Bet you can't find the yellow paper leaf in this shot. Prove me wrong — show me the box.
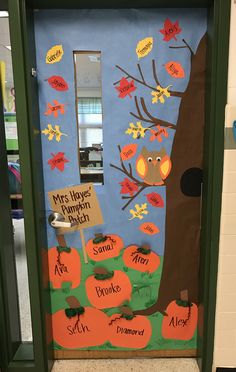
[125,121,146,139]
[42,124,67,142]
[136,37,153,59]
[46,45,64,64]
[151,85,172,104]
[129,203,149,220]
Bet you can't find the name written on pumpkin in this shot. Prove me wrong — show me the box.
[116,326,145,336]
[95,282,121,298]
[93,242,114,256]
[67,322,90,335]
[131,252,149,266]
[168,316,189,328]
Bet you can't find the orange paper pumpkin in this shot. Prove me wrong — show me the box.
[162,300,198,340]
[52,297,109,348]
[123,245,160,273]
[48,246,81,289]
[108,311,152,349]
[85,268,132,309]
[86,234,124,262]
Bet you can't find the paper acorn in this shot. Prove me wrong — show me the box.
[52,296,109,348]
[47,246,81,289]
[86,233,124,262]
[123,244,160,273]
[85,267,132,309]
[162,299,198,340]
[108,306,152,348]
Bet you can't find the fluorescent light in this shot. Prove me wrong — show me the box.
[5,45,11,51]
[0,11,8,17]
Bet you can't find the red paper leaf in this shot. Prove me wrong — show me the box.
[146,192,164,207]
[160,18,182,42]
[120,178,139,196]
[165,61,185,78]
[44,100,65,118]
[48,152,69,172]
[47,76,69,91]
[120,144,138,160]
[115,77,137,98]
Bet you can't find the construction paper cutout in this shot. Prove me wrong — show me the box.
[47,75,69,91]
[139,222,160,235]
[136,147,171,185]
[123,245,160,273]
[136,37,153,59]
[151,85,172,104]
[115,78,137,98]
[86,234,124,262]
[165,61,185,78]
[52,306,109,348]
[85,268,132,309]
[42,124,67,142]
[48,246,81,289]
[108,313,152,348]
[146,192,164,208]
[46,44,64,64]
[149,125,169,142]
[44,100,65,117]
[125,121,146,139]
[159,19,182,42]
[162,300,198,340]
[129,203,148,220]
[48,152,69,172]
[180,168,202,197]
[48,183,103,232]
[120,178,139,197]
[120,144,138,161]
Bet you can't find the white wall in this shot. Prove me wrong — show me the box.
[213,0,236,369]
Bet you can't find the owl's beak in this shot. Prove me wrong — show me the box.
[152,160,157,166]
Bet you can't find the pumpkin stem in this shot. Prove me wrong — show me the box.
[94,267,114,280]
[65,296,85,319]
[120,305,135,320]
[57,245,71,254]
[93,233,108,244]
[137,244,151,255]
[66,296,81,309]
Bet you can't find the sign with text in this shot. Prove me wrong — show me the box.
[48,183,103,233]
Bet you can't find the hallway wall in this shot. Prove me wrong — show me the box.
[213,0,236,368]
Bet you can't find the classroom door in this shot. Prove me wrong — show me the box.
[34,8,206,357]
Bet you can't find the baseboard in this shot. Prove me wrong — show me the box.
[54,349,197,359]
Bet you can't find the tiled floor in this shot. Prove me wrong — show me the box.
[52,358,199,372]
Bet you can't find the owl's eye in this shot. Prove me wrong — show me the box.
[156,156,161,162]
[148,157,153,162]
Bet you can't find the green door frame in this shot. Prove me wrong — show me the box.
[1,0,230,371]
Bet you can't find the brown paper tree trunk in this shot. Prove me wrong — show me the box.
[134,34,207,316]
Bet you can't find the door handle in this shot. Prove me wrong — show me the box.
[48,212,78,229]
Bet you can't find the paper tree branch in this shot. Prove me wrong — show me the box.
[114,60,183,98]
[130,96,176,130]
[169,38,194,56]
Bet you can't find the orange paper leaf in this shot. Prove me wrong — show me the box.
[139,222,160,235]
[120,144,138,160]
[165,61,185,78]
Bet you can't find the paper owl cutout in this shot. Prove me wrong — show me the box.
[136,147,172,185]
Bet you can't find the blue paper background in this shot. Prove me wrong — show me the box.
[34,9,206,256]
